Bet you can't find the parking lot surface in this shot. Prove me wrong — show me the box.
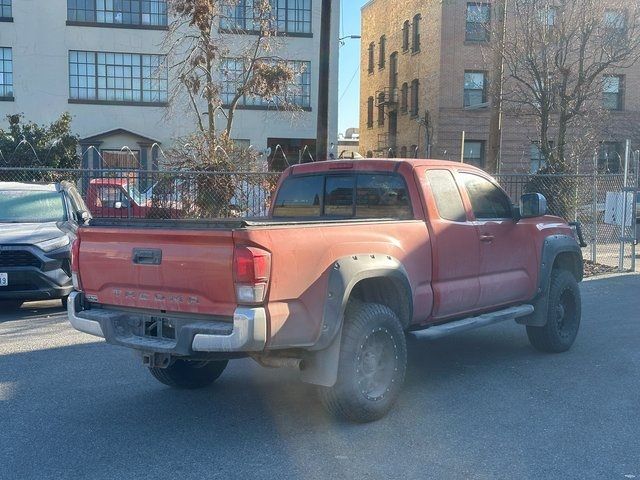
[1,274,639,480]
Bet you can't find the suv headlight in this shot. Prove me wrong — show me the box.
[36,236,71,252]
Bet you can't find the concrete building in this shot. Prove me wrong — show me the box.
[359,0,640,174]
[0,0,339,170]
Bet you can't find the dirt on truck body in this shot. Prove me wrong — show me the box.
[68,159,584,422]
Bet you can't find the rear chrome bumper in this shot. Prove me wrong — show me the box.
[67,291,267,353]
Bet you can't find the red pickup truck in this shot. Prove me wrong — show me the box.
[68,160,584,422]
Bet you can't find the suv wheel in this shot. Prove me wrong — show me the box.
[527,269,581,353]
[319,302,407,423]
[149,359,228,389]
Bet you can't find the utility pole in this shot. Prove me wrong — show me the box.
[487,0,507,174]
[315,0,332,161]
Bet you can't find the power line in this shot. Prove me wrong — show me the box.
[339,64,360,103]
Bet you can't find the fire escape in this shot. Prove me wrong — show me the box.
[375,86,398,156]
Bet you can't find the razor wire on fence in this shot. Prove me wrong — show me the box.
[0,167,637,271]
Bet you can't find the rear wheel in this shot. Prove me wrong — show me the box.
[527,269,581,353]
[0,300,23,311]
[149,359,228,389]
[319,302,407,423]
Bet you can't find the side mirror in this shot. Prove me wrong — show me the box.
[520,193,548,218]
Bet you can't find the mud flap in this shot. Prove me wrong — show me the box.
[300,325,342,387]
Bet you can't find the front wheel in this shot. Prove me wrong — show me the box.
[319,302,407,423]
[149,359,228,389]
[527,269,581,353]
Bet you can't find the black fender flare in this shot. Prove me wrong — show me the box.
[300,254,412,387]
[517,234,583,327]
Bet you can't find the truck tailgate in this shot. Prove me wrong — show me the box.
[78,227,237,316]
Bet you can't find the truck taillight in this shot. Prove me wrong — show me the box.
[71,237,82,291]
[233,246,271,304]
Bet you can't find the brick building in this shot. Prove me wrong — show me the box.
[359,0,640,174]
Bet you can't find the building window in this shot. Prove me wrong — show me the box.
[604,9,626,32]
[377,92,385,126]
[402,20,410,52]
[389,52,398,90]
[69,51,168,104]
[367,96,374,128]
[0,47,12,99]
[598,142,623,173]
[68,0,168,27]
[0,0,11,19]
[530,142,553,173]
[220,0,312,35]
[463,140,485,168]
[378,35,386,69]
[464,71,487,107]
[400,146,407,158]
[412,14,421,52]
[221,58,311,109]
[538,6,557,26]
[466,3,491,42]
[410,79,420,117]
[368,42,375,74]
[603,75,624,110]
[400,82,408,114]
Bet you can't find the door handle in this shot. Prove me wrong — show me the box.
[132,248,163,265]
[480,234,495,243]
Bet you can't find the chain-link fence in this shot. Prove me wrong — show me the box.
[496,173,639,272]
[0,167,281,219]
[1,167,637,271]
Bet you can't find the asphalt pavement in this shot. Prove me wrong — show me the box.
[1,274,639,480]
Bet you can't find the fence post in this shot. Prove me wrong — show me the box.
[591,152,598,264]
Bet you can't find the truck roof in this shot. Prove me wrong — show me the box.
[286,158,485,176]
[0,182,59,192]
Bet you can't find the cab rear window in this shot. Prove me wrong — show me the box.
[272,173,412,219]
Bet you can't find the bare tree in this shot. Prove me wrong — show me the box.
[162,0,305,217]
[490,0,640,173]
[167,0,300,160]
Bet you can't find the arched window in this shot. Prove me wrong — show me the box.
[400,146,408,158]
[378,35,386,69]
[367,96,374,128]
[377,92,385,126]
[410,79,420,116]
[412,14,421,52]
[368,42,375,73]
[400,82,409,113]
[402,20,410,52]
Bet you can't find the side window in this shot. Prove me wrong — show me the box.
[356,174,412,219]
[460,173,513,219]
[325,176,354,216]
[425,170,467,222]
[272,176,323,217]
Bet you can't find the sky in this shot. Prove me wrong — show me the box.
[337,0,368,135]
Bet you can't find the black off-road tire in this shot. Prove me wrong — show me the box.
[149,359,228,389]
[319,302,407,423]
[527,269,581,353]
[0,300,23,311]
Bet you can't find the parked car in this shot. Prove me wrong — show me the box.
[85,178,152,218]
[68,159,584,422]
[0,181,90,309]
